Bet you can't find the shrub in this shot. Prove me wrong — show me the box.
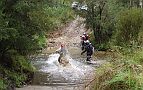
[0,79,7,90]
[114,8,143,47]
[94,49,143,90]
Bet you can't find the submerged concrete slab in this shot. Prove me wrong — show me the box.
[16,85,87,90]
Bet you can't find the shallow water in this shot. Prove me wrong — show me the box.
[31,52,95,86]
[17,17,98,90]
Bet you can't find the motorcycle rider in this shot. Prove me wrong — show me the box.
[80,32,89,50]
[83,32,89,41]
[81,40,93,61]
[56,44,66,63]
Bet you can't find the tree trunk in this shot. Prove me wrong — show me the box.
[63,0,65,4]
[130,0,132,7]
[140,0,143,8]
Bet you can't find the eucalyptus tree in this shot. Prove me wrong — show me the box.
[0,0,74,89]
[84,0,115,50]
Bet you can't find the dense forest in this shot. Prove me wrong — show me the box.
[0,0,73,89]
[1,0,143,90]
[77,0,143,90]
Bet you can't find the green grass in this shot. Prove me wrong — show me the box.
[93,48,143,90]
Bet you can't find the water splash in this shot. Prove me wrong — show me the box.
[32,52,94,85]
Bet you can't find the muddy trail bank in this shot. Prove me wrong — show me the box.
[43,16,86,56]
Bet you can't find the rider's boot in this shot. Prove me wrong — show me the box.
[86,56,91,61]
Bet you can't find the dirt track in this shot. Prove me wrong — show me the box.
[42,16,86,54]
[16,16,95,90]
